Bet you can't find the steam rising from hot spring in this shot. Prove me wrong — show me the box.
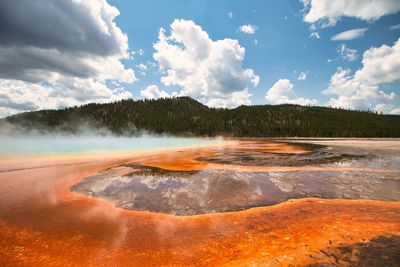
[0,123,221,156]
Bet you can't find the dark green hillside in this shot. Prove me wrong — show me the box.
[3,97,400,137]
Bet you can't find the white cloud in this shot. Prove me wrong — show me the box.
[375,103,397,114]
[0,78,132,117]
[244,69,260,87]
[324,68,396,111]
[238,24,258,35]
[390,108,400,114]
[331,28,368,41]
[310,32,320,39]
[389,23,400,31]
[0,0,135,117]
[298,72,307,80]
[228,12,233,19]
[302,0,400,26]
[323,39,400,113]
[206,90,252,107]
[266,79,317,106]
[338,44,358,61]
[356,39,400,84]
[153,19,259,108]
[137,63,147,76]
[130,49,145,59]
[140,85,172,99]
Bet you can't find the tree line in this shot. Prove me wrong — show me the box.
[3,97,400,137]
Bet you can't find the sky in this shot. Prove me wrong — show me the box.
[0,0,400,117]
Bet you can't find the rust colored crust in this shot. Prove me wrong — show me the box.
[0,141,399,266]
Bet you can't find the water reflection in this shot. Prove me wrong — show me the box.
[72,142,400,215]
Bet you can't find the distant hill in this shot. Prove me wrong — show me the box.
[2,97,400,137]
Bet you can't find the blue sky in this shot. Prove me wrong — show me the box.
[0,0,399,116]
[109,0,400,110]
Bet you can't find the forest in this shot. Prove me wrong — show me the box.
[3,97,400,137]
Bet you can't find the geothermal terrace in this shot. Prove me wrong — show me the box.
[0,139,399,266]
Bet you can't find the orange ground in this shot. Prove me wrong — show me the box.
[0,141,399,266]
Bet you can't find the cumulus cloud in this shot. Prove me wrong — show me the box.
[302,0,400,26]
[331,28,368,41]
[0,0,135,117]
[324,39,400,113]
[266,79,317,106]
[140,85,174,99]
[153,19,259,108]
[0,78,132,118]
[338,44,358,61]
[238,24,258,35]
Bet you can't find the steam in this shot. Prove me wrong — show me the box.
[0,118,135,137]
[0,120,220,156]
